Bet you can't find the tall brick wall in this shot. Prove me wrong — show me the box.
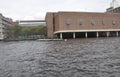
[45,13,54,38]
[56,12,120,31]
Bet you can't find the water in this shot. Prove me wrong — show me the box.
[0,38,120,77]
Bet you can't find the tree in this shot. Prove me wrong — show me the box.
[35,26,47,34]
[21,25,47,35]
[10,25,23,39]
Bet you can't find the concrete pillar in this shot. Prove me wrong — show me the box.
[116,31,119,37]
[96,32,99,38]
[85,32,88,38]
[73,32,76,39]
[106,32,110,37]
[60,33,63,39]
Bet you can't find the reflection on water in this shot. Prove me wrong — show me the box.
[0,38,120,77]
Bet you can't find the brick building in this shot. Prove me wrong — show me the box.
[46,0,120,39]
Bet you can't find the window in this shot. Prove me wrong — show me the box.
[102,19,106,25]
[78,19,83,25]
[91,19,96,25]
[66,19,71,25]
[112,20,116,25]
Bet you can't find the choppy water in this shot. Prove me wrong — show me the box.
[0,38,120,77]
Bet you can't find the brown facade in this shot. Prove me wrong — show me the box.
[46,11,120,39]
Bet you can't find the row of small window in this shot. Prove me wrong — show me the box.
[0,32,5,34]
[0,27,7,30]
[66,19,116,26]
[0,26,6,29]
[0,32,7,34]
[2,23,10,26]
[2,19,11,24]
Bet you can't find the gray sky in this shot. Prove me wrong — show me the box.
[0,0,119,20]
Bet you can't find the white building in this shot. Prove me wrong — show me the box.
[0,13,13,40]
[110,0,119,8]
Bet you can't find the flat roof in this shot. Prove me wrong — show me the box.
[57,11,120,15]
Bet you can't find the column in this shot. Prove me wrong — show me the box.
[0,31,2,39]
[106,32,110,37]
[116,31,119,37]
[60,33,63,39]
[73,32,75,39]
[85,32,88,38]
[96,32,99,38]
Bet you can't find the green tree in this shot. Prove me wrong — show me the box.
[35,26,47,34]
[11,25,23,38]
[21,25,47,35]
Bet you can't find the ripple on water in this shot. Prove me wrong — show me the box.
[0,38,120,77]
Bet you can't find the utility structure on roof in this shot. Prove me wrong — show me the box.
[107,0,120,13]
[110,0,119,8]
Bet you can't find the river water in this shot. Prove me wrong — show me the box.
[0,37,120,77]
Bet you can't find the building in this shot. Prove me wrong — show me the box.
[106,6,120,13]
[46,0,120,39]
[0,13,13,40]
[106,0,120,13]
[18,20,47,39]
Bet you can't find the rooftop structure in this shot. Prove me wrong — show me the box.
[18,20,46,26]
[106,0,120,13]
[110,0,119,8]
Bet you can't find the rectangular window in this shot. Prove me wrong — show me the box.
[66,19,71,25]
[91,19,96,25]
[112,20,116,25]
[102,19,106,25]
[78,19,83,25]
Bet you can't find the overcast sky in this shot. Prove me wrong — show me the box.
[0,0,119,20]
